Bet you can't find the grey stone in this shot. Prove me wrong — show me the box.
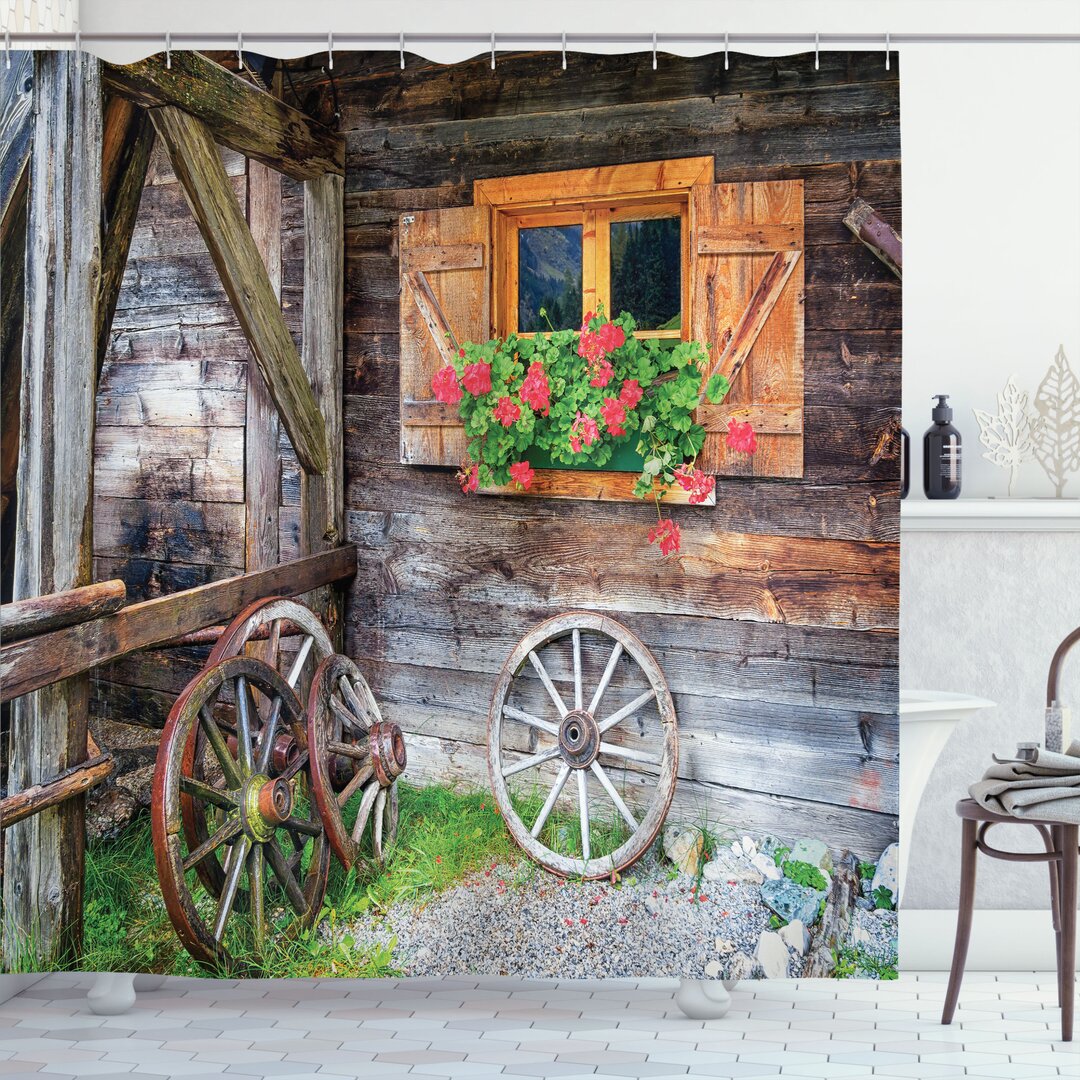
[787,838,833,872]
[760,878,826,926]
[725,950,757,981]
[702,849,763,886]
[663,827,704,875]
[750,851,782,881]
[759,833,787,859]
[755,930,790,979]
[870,842,899,907]
[779,919,809,955]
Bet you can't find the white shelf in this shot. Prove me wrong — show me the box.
[901,498,1080,532]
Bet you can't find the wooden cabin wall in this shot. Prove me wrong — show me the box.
[284,50,902,858]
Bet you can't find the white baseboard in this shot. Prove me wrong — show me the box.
[0,974,46,1005]
[901,908,1073,971]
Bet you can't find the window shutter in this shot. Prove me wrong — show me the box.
[399,206,491,466]
[690,180,804,477]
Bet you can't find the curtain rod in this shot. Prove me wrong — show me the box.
[4,31,1080,48]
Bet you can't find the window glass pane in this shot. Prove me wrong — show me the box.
[610,216,681,331]
[518,224,583,332]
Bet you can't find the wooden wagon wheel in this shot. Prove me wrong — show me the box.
[488,611,678,880]
[152,655,330,974]
[181,598,335,898]
[307,653,405,871]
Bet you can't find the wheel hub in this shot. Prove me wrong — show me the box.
[241,774,293,842]
[369,721,407,787]
[558,709,600,769]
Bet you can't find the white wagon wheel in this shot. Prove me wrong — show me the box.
[181,598,336,898]
[488,611,678,880]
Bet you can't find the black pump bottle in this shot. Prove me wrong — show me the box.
[923,394,962,500]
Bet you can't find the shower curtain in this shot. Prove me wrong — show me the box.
[0,45,901,981]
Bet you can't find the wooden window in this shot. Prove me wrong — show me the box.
[398,158,804,494]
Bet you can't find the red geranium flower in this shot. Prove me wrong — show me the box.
[569,412,600,454]
[493,396,521,427]
[597,322,625,353]
[599,397,627,437]
[519,361,551,415]
[509,460,535,491]
[457,462,479,494]
[431,364,462,404]
[461,362,492,396]
[619,379,643,410]
[673,464,716,505]
[588,357,614,388]
[726,418,757,455]
[648,518,682,556]
[458,347,466,358]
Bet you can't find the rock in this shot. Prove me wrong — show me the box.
[852,926,873,946]
[856,897,874,912]
[761,878,826,926]
[704,959,722,978]
[755,930,790,979]
[731,840,743,857]
[741,835,757,856]
[788,838,833,873]
[644,895,661,917]
[663,827,704,876]
[750,851,782,881]
[870,843,899,908]
[759,834,786,860]
[779,919,809,956]
[703,849,764,886]
[715,937,735,955]
[86,786,139,841]
[726,950,756,981]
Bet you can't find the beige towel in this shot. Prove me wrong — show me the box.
[968,739,1080,823]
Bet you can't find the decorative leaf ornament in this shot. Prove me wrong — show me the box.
[973,378,1042,496]
[1032,346,1080,497]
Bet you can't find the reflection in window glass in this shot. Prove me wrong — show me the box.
[518,225,583,333]
[610,217,681,331]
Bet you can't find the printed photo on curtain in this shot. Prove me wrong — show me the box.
[0,44,901,981]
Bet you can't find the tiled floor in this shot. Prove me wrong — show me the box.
[0,972,1075,1079]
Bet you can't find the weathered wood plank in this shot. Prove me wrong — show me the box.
[0,753,115,829]
[104,52,344,180]
[0,50,33,225]
[4,52,103,967]
[151,106,329,475]
[844,196,902,279]
[93,555,242,604]
[0,546,358,703]
[1,580,126,643]
[93,496,245,566]
[96,97,155,372]
[95,360,246,427]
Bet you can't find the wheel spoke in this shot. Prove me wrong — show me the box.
[351,781,380,844]
[199,705,241,788]
[528,650,569,718]
[268,619,282,671]
[502,745,561,778]
[336,763,374,807]
[279,748,309,783]
[327,740,370,761]
[598,741,662,767]
[588,642,624,715]
[182,815,241,873]
[213,834,250,943]
[531,763,571,839]
[285,634,315,689]
[254,695,284,777]
[283,815,322,837]
[577,769,591,862]
[373,788,386,856]
[265,839,307,914]
[339,678,370,729]
[330,695,366,733]
[248,844,265,955]
[180,775,237,810]
[503,704,560,737]
[234,676,255,774]
[572,629,583,711]
[590,761,639,831]
[597,689,656,736]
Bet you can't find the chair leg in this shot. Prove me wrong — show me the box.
[943,818,978,1026]
[1048,825,1063,1007]
[1059,825,1077,1043]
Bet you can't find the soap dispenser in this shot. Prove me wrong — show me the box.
[923,394,962,500]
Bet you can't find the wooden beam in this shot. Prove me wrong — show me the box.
[843,197,902,279]
[4,51,103,967]
[1,579,127,642]
[299,173,346,645]
[0,546,357,704]
[404,268,460,364]
[96,96,155,372]
[696,223,803,253]
[0,753,115,829]
[151,105,329,475]
[103,52,344,181]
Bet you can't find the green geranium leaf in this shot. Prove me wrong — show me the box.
[706,372,731,404]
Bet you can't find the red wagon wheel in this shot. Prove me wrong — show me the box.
[307,653,406,871]
[153,656,330,974]
[487,611,678,880]
[181,599,335,898]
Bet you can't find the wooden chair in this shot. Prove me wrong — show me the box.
[942,799,1078,1041]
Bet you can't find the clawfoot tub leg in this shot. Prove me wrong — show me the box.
[87,973,136,1015]
[674,978,733,1019]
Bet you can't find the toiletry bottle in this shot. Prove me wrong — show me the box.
[923,394,962,500]
[900,425,910,499]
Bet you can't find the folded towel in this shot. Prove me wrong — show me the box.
[968,739,1080,823]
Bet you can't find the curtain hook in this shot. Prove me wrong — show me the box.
[327,31,333,70]
[491,31,496,71]
[237,32,244,71]
[652,31,658,71]
[814,32,820,70]
[562,32,567,71]
[885,31,891,70]
[724,31,729,71]
[400,31,405,70]
[165,32,172,69]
